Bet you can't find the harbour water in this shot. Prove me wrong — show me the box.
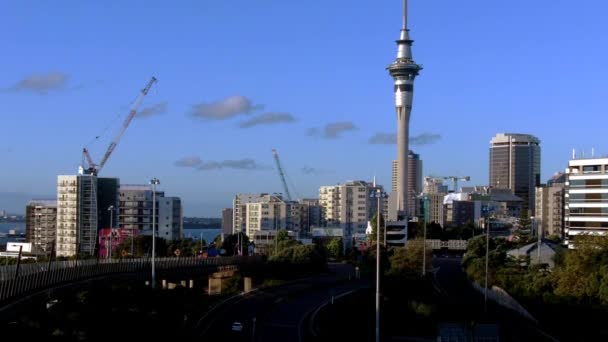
[0,223,221,248]
[183,228,222,244]
[0,222,26,247]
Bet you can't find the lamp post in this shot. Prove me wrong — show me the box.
[422,212,427,277]
[108,205,114,259]
[150,177,160,289]
[415,193,428,277]
[531,216,541,264]
[370,189,387,342]
[484,214,490,313]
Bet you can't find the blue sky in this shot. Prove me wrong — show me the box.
[1,0,607,216]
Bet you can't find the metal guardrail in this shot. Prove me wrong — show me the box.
[0,256,262,304]
[471,281,537,323]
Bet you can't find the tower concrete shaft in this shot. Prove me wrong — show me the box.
[387,0,422,218]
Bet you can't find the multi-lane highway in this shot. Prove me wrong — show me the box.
[199,263,367,342]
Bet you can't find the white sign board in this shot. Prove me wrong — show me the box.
[7,242,32,253]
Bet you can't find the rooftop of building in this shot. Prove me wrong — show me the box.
[27,200,57,207]
[568,156,608,166]
[490,133,540,145]
[488,188,523,202]
[120,184,154,191]
[507,240,557,268]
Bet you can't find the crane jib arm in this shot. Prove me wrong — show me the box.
[97,77,157,173]
[272,149,292,201]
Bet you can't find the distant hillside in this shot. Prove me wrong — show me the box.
[183,217,221,229]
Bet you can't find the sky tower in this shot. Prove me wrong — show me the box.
[388,0,422,219]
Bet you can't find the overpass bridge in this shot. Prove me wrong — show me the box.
[0,256,263,306]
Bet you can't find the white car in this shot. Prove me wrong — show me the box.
[231,322,243,332]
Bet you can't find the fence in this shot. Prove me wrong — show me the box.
[427,239,468,250]
[0,256,261,304]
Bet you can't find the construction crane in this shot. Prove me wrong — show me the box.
[443,176,471,192]
[272,149,292,201]
[426,175,471,192]
[81,77,157,175]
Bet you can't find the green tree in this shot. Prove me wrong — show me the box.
[552,234,608,303]
[387,238,433,277]
[113,235,167,258]
[326,238,343,259]
[276,229,289,243]
[369,213,385,242]
[270,244,326,268]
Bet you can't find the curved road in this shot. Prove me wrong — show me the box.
[199,263,367,342]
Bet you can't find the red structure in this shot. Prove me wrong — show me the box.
[99,228,137,258]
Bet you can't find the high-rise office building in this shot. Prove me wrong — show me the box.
[97,177,119,230]
[25,200,57,254]
[56,175,98,257]
[424,177,448,195]
[299,198,324,234]
[564,157,608,246]
[392,151,423,217]
[489,133,541,215]
[222,208,233,236]
[319,180,387,237]
[426,193,445,227]
[535,173,566,239]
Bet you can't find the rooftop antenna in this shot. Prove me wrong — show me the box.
[403,0,408,29]
[572,148,576,160]
[592,147,595,158]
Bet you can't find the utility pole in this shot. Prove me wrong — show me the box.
[150,178,160,288]
[371,189,387,342]
[108,205,114,259]
[422,216,427,277]
[535,216,541,264]
[484,216,490,313]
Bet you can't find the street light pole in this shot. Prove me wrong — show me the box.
[484,215,490,313]
[422,215,427,277]
[531,216,541,264]
[383,196,387,246]
[370,189,386,342]
[376,191,381,342]
[108,205,114,259]
[150,177,160,289]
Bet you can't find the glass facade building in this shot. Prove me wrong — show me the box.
[489,133,541,215]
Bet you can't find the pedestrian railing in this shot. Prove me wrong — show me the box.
[0,256,262,304]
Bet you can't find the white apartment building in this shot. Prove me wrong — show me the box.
[564,157,608,246]
[233,194,265,234]
[56,175,98,257]
[233,193,304,237]
[319,180,388,237]
[158,197,183,240]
